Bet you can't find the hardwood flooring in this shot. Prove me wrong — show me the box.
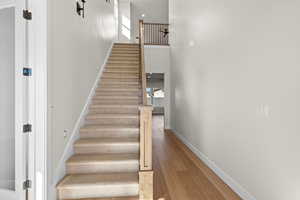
[65,115,241,200]
[153,115,241,200]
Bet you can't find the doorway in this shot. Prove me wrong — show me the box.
[146,73,165,127]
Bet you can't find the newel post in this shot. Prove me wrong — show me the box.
[139,105,153,200]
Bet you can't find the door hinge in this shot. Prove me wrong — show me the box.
[23,124,32,133]
[23,68,32,76]
[23,180,32,190]
[23,10,32,20]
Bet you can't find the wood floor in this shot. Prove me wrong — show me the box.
[153,115,241,200]
[70,115,241,200]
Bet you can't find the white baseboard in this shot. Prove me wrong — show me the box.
[171,130,256,200]
[51,42,113,193]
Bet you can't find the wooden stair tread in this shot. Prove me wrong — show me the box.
[67,153,139,164]
[57,173,138,188]
[80,124,139,131]
[63,197,139,200]
[86,113,138,118]
[75,138,139,146]
[97,88,140,91]
[89,104,139,108]
[93,95,140,99]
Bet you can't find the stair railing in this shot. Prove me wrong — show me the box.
[143,22,169,45]
[138,19,154,200]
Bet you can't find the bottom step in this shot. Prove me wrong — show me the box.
[63,197,139,200]
[57,173,139,199]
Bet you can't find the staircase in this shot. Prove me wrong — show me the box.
[57,43,142,200]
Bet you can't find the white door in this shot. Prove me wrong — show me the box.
[0,0,29,199]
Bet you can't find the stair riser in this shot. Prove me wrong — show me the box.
[108,59,139,62]
[103,72,139,75]
[92,95,140,100]
[74,143,139,154]
[89,107,139,114]
[99,79,141,85]
[111,51,139,55]
[106,64,139,68]
[98,84,140,89]
[96,87,140,92]
[85,118,139,126]
[91,102,141,106]
[58,184,139,199]
[80,129,139,139]
[113,44,139,47]
[104,69,140,73]
[109,55,139,59]
[110,54,139,58]
[101,78,140,81]
[105,67,139,72]
[107,63,139,66]
[113,46,139,49]
[102,75,139,79]
[104,68,139,72]
[110,53,139,56]
[66,161,139,174]
[112,47,139,50]
[109,57,139,61]
[106,65,139,69]
[95,91,142,97]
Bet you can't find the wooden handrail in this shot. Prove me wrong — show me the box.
[138,20,154,199]
[139,20,148,105]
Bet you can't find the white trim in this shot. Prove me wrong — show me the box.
[171,130,256,200]
[0,189,17,200]
[0,0,15,9]
[52,42,114,185]
[30,0,48,199]
[14,0,26,198]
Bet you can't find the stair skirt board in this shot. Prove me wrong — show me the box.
[56,43,143,200]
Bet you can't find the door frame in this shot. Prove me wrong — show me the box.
[0,1,26,199]
[28,0,48,199]
[0,0,47,199]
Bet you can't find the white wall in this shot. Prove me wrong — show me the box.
[0,7,15,190]
[145,46,170,128]
[132,0,169,42]
[47,0,116,198]
[169,0,300,200]
[118,0,132,43]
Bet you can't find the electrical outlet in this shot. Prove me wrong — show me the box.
[63,129,68,138]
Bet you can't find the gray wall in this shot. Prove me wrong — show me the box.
[0,7,15,190]
[169,0,300,199]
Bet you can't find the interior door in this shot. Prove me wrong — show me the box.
[0,0,27,200]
